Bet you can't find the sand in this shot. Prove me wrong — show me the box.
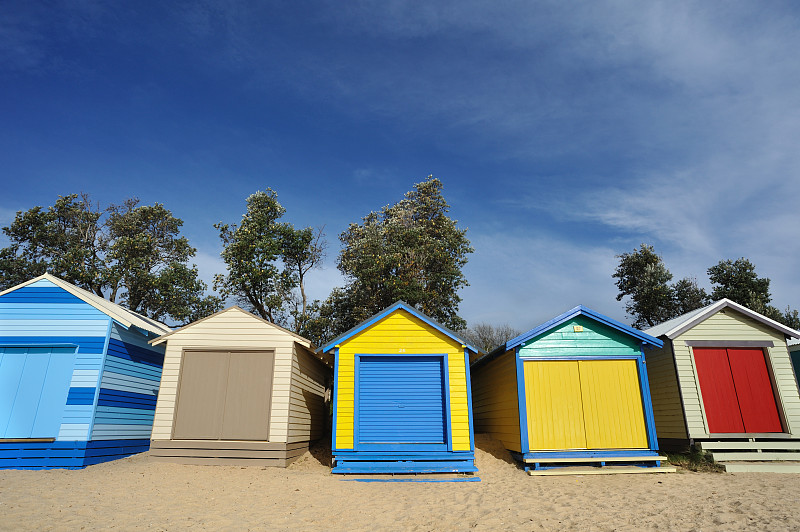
[2,435,799,531]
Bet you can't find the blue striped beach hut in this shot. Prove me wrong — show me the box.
[0,274,171,469]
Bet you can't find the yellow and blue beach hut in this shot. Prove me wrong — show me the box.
[319,301,479,474]
[471,305,669,474]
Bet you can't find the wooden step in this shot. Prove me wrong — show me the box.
[709,451,800,462]
[528,465,676,476]
[720,462,800,473]
[523,455,665,464]
[698,441,800,451]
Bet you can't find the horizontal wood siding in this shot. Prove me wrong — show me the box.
[91,323,164,441]
[643,340,687,439]
[335,309,471,451]
[673,310,800,438]
[151,308,312,444]
[471,349,520,452]
[0,279,110,443]
[149,439,308,466]
[518,315,641,358]
[287,344,328,444]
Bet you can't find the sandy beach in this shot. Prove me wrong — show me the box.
[1,435,798,531]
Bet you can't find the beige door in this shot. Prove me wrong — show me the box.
[173,350,274,440]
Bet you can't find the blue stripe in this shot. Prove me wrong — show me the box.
[106,339,164,367]
[0,337,106,354]
[96,388,157,410]
[66,387,96,405]
[0,286,84,304]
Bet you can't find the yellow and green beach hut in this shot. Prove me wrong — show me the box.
[319,301,479,474]
[471,305,669,474]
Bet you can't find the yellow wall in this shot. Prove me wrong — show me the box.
[471,350,521,452]
[334,309,471,451]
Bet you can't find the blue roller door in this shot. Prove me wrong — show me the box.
[0,347,76,438]
[357,356,446,448]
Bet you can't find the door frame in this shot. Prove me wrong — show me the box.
[172,348,276,441]
[353,353,451,452]
[517,353,658,453]
[691,345,786,435]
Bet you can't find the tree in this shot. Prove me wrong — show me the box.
[0,194,221,325]
[671,277,710,316]
[613,244,676,328]
[708,258,772,312]
[281,225,326,331]
[334,176,473,334]
[214,189,295,323]
[460,323,521,353]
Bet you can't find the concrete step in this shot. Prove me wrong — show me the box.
[710,451,800,462]
[720,461,800,473]
[528,465,676,476]
[698,441,800,451]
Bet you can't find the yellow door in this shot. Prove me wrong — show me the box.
[524,360,586,450]
[578,359,648,449]
[524,359,649,450]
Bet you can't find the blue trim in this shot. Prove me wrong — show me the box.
[638,346,660,451]
[522,450,659,459]
[331,347,341,453]
[341,477,481,483]
[502,305,663,353]
[353,352,361,449]
[519,354,641,361]
[463,348,475,452]
[331,451,478,474]
[515,346,529,454]
[319,301,478,354]
[0,337,105,354]
[0,438,151,469]
[87,319,113,441]
[443,353,453,452]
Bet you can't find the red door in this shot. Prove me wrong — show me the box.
[694,347,782,433]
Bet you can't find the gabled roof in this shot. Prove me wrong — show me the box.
[318,301,478,355]
[644,298,800,340]
[149,305,312,347]
[0,273,171,336]
[480,305,662,363]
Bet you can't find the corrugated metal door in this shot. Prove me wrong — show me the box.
[0,347,75,438]
[525,360,586,450]
[357,356,446,446]
[524,359,648,450]
[695,347,782,433]
[174,350,274,440]
[579,360,648,449]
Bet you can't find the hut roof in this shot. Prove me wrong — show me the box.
[644,299,800,340]
[318,300,479,355]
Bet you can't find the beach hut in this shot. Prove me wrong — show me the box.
[319,301,479,474]
[0,274,170,469]
[643,299,800,472]
[471,305,671,475]
[148,306,328,466]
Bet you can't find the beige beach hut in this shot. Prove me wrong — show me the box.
[643,299,800,472]
[148,306,329,466]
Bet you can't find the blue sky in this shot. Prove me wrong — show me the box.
[2,1,799,331]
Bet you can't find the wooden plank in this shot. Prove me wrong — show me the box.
[709,451,800,461]
[150,447,302,459]
[721,462,800,473]
[150,440,308,451]
[528,465,676,476]
[149,455,289,467]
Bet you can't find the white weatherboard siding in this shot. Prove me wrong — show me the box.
[673,310,800,439]
[150,307,316,443]
[287,344,327,444]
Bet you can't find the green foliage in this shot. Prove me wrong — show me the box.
[708,258,772,312]
[460,323,521,353]
[0,194,221,325]
[671,277,710,316]
[332,176,473,336]
[666,448,725,473]
[214,189,295,323]
[613,244,678,328]
[281,225,326,331]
